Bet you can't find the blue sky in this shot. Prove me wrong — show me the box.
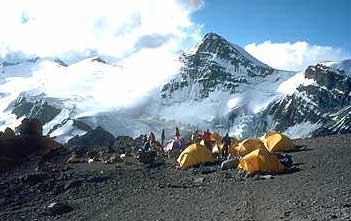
[192,0,351,53]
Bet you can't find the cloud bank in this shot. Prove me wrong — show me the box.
[0,0,205,116]
[0,0,203,62]
[245,41,350,71]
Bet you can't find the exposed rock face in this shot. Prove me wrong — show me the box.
[11,96,61,125]
[66,126,115,147]
[253,61,351,137]
[161,33,275,102]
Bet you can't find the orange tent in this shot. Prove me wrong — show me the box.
[238,149,285,173]
[229,138,266,157]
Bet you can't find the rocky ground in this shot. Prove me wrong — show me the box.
[1,134,351,221]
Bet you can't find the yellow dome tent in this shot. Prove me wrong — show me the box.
[261,131,295,152]
[229,138,266,157]
[177,143,214,168]
[238,149,285,173]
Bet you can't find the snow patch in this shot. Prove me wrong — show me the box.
[284,121,322,139]
[277,72,315,95]
[50,119,86,144]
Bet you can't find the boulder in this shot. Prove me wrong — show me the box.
[113,136,134,153]
[21,173,49,185]
[138,151,157,164]
[0,133,63,171]
[64,180,82,190]
[17,118,43,136]
[1,127,16,139]
[221,158,239,170]
[47,202,73,216]
[66,156,83,164]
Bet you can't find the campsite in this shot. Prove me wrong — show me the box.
[0,121,350,220]
[0,1,350,220]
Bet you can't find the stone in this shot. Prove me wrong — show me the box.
[86,176,110,183]
[227,154,235,160]
[138,151,156,164]
[64,180,82,190]
[110,154,117,163]
[66,156,82,164]
[47,202,73,216]
[21,173,49,185]
[113,136,134,153]
[194,177,205,184]
[221,158,239,170]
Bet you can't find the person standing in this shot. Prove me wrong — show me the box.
[221,132,231,158]
[175,127,180,139]
[202,129,212,151]
[149,132,156,144]
[191,130,197,143]
[161,129,165,146]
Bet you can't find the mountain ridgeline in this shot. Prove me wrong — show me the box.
[257,61,351,137]
[161,33,275,102]
[0,33,350,141]
[160,33,351,138]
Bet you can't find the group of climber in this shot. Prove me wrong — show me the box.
[141,127,232,158]
[141,127,179,151]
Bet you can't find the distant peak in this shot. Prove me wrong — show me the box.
[190,32,270,69]
[202,32,223,40]
[53,58,68,67]
[91,57,107,64]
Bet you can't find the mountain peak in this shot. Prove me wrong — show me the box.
[202,32,223,40]
[90,56,108,64]
[191,33,270,69]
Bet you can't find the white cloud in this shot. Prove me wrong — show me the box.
[245,41,350,71]
[0,0,204,113]
[0,0,204,61]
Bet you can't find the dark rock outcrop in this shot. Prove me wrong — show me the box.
[11,96,61,125]
[0,119,63,171]
[17,118,43,136]
[1,127,16,139]
[113,136,134,153]
[251,62,351,137]
[66,126,115,148]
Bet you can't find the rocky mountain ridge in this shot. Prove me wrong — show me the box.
[0,33,350,141]
[161,33,277,102]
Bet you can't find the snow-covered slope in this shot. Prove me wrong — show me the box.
[160,33,297,136]
[0,56,188,142]
[0,33,350,142]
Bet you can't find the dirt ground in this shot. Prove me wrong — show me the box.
[1,134,351,220]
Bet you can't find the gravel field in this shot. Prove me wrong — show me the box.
[1,134,351,220]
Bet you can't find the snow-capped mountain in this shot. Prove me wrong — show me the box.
[0,33,350,142]
[160,33,351,139]
[0,56,186,143]
[161,33,277,102]
[160,33,297,137]
[254,60,351,138]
